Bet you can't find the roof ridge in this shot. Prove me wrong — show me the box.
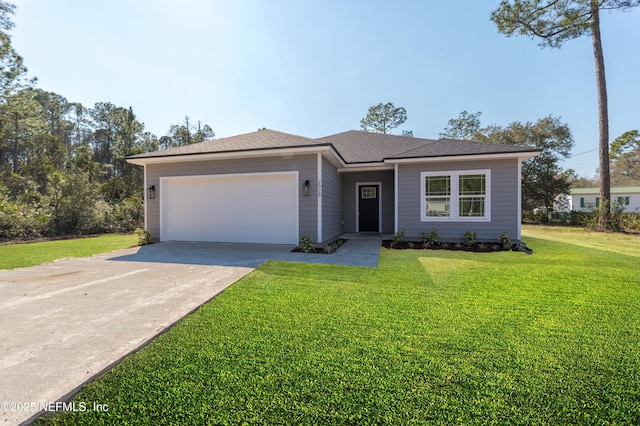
[319,129,436,143]
[387,139,438,158]
[203,128,320,144]
[258,128,321,143]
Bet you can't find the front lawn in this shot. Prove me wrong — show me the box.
[36,226,640,425]
[0,234,138,270]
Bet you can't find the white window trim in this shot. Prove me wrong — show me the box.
[420,169,491,222]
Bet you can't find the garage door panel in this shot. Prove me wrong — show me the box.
[161,173,298,244]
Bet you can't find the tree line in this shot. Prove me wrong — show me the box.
[0,1,212,240]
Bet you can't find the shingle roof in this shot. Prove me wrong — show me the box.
[316,131,428,163]
[570,186,640,195]
[127,129,540,163]
[386,137,539,159]
[317,131,539,162]
[127,129,326,159]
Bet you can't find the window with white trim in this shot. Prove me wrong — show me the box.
[420,170,491,222]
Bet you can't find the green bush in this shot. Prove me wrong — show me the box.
[0,198,24,239]
[109,196,144,232]
[0,197,48,240]
[135,228,154,245]
[626,213,640,232]
[568,210,592,227]
[421,228,439,248]
[464,230,477,247]
[300,235,315,253]
[391,229,407,248]
[582,200,639,233]
[50,171,104,234]
[498,232,511,250]
[609,201,632,232]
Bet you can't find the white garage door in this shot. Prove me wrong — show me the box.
[160,172,299,244]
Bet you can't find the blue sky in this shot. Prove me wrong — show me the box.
[10,0,640,177]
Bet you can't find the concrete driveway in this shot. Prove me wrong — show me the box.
[0,239,382,424]
[0,242,296,425]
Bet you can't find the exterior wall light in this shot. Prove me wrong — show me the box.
[147,185,156,199]
[303,180,310,196]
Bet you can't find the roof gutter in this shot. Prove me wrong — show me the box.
[127,144,541,168]
[384,150,542,164]
[337,162,394,173]
[127,145,346,167]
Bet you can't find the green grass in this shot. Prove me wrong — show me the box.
[36,227,640,425]
[0,234,138,269]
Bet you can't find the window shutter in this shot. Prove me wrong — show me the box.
[580,197,585,208]
[596,197,600,208]
[625,196,630,205]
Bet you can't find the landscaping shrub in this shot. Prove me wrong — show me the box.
[464,230,477,248]
[421,228,439,248]
[323,243,335,254]
[390,229,407,248]
[498,232,511,250]
[135,228,154,245]
[300,235,315,253]
[293,238,346,254]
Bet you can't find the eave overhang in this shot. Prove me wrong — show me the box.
[127,144,541,169]
[384,150,542,164]
[337,162,395,173]
[126,144,347,168]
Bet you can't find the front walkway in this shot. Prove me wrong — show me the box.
[274,236,384,268]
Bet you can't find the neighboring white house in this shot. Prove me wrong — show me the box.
[568,187,640,212]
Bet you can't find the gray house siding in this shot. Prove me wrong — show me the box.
[145,154,318,240]
[342,170,395,233]
[396,159,520,242]
[321,157,343,243]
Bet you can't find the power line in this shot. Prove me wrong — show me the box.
[568,148,598,158]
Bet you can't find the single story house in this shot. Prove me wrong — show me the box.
[568,187,640,213]
[126,129,541,245]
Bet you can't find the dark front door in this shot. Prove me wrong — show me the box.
[358,184,380,232]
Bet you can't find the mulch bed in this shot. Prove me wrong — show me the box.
[291,238,348,254]
[382,240,532,254]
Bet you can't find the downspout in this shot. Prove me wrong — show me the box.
[394,163,399,233]
[317,153,323,243]
[143,164,148,231]
[517,160,522,240]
